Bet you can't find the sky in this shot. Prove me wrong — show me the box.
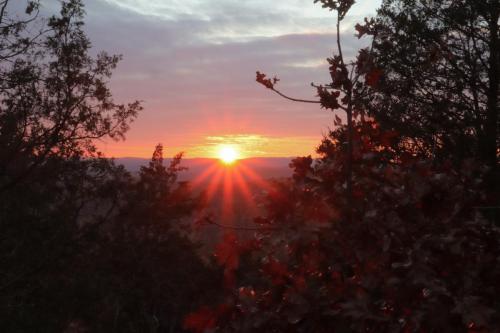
[38,0,381,158]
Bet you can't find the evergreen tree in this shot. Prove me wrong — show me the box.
[367,0,499,172]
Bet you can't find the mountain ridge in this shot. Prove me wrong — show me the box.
[114,157,294,180]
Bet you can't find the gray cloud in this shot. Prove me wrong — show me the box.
[31,0,380,156]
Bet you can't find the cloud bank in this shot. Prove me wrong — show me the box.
[36,0,381,157]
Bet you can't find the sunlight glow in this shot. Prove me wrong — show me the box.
[217,145,239,165]
[188,158,273,227]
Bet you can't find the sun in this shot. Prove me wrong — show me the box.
[217,145,239,165]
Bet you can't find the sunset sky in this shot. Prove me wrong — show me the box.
[40,0,381,158]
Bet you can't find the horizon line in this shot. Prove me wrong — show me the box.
[110,156,300,160]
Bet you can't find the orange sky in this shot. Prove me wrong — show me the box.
[69,0,383,158]
[99,134,321,159]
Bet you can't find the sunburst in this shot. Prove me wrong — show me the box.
[217,145,239,165]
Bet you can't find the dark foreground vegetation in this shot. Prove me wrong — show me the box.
[1,0,499,332]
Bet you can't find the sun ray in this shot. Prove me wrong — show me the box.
[190,162,220,188]
[238,163,272,192]
[188,155,275,230]
[204,168,224,204]
[221,168,235,222]
[232,167,256,211]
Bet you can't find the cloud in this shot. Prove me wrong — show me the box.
[98,0,380,41]
[34,0,381,157]
[191,134,320,158]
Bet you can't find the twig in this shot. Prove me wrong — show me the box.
[270,87,321,104]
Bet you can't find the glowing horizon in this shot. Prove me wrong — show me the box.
[189,157,274,224]
[98,133,321,159]
[217,145,239,164]
[60,0,383,159]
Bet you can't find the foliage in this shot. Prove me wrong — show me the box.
[0,2,142,327]
[1,0,498,331]
[367,0,499,170]
[187,120,500,332]
[0,0,40,62]
[1,143,223,332]
[0,2,221,331]
[187,0,500,332]
[0,0,141,193]
[64,144,222,333]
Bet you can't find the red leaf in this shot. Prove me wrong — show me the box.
[365,68,383,87]
[223,267,236,287]
[294,274,307,292]
[356,48,373,74]
[355,23,368,39]
[317,87,341,110]
[380,129,399,146]
[214,233,240,270]
[334,114,342,126]
[183,304,230,333]
[183,307,217,333]
[256,71,278,89]
[263,257,289,285]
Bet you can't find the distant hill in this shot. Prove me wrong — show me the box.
[115,157,295,239]
[115,157,293,181]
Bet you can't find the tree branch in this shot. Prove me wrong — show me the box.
[269,87,321,104]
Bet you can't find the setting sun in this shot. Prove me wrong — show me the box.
[217,145,239,164]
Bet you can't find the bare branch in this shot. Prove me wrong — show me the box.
[269,87,321,104]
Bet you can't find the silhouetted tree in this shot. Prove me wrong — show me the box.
[67,145,222,333]
[256,0,386,220]
[191,121,500,332]
[0,0,141,329]
[367,0,499,175]
[0,157,132,331]
[185,1,500,332]
[1,144,223,332]
[0,0,40,62]
[0,0,141,192]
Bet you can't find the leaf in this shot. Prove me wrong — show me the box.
[354,18,376,38]
[365,68,383,87]
[356,48,373,74]
[453,297,496,328]
[26,2,38,15]
[355,23,368,39]
[183,307,217,333]
[263,257,289,285]
[334,114,343,126]
[214,233,240,270]
[317,87,341,110]
[314,0,355,19]
[256,71,278,89]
